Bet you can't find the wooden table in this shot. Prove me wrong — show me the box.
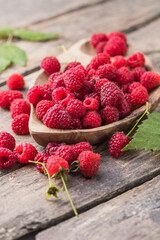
[0,1,160,239]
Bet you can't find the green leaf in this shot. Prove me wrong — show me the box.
[0,27,13,38]
[13,29,59,41]
[0,57,11,72]
[123,113,160,151]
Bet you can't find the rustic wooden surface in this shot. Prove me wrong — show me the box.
[0,0,160,240]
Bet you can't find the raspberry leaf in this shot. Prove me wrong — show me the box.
[13,29,59,41]
[0,57,11,72]
[123,112,160,151]
[0,27,13,38]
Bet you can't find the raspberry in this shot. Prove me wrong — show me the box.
[48,72,63,84]
[78,151,100,177]
[42,83,54,95]
[10,99,30,118]
[83,97,99,111]
[74,81,94,101]
[108,31,127,43]
[40,56,60,75]
[121,83,131,94]
[96,64,118,81]
[100,105,119,124]
[52,87,75,107]
[11,113,29,135]
[46,142,66,156]
[89,53,111,70]
[46,155,69,177]
[109,132,130,158]
[36,100,54,121]
[131,86,149,105]
[82,111,102,128]
[27,85,51,106]
[128,82,142,93]
[87,68,97,78]
[73,142,93,159]
[0,90,11,108]
[127,52,145,68]
[70,118,82,129]
[104,37,127,56]
[90,33,108,48]
[140,72,160,90]
[43,104,71,129]
[100,82,124,108]
[14,143,37,164]
[116,67,134,86]
[55,145,76,164]
[132,67,146,82]
[7,74,25,90]
[0,147,16,168]
[10,90,23,102]
[96,41,107,53]
[66,99,86,119]
[52,75,65,90]
[117,98,131,118]
[85,93,100,103]
[94,78,109,94]
[124,93,132,110]
[64,62,81,72]
[64,65,86,92]
[112,56,127,69]
[34,153,49,173]
[0,132,16,151]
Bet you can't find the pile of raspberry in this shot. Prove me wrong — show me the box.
[26,32,160,130]
[0,131,100,178]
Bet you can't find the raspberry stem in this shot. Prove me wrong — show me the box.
[127,102,149,137]
[60,172,78,216]
[60,45,72,62]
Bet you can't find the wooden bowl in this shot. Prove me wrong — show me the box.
[29,39,160,146]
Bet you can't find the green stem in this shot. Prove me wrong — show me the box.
[7,34,13,44]
[60,45,72,62]
[127,102,149,137]
[60,172,78,216]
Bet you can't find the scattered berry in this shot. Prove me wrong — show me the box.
[127,52,145,68]
[47,155,69,177]
[41,56,60,75]
[73,142,93,159]
[27,85,51,106]
[0,147,16,168]
[0,132,16,151]
[0,90,11,108]
[36,100,54,121]
[34,153,49,173]
[82,111,102,128]
[55,145,76,164]
[11,113,29,135]
[14,143,37,164]
[46,142,66,156]
[140,72,160,90]
[10,99,30,118]
[7,74,25,90]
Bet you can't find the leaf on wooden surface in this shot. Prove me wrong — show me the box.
[13,29,59,41]
[123,113,160,151]
[0,57,11,72]
[0,27,13,38]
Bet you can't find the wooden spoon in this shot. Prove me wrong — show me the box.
[29,39,160,146]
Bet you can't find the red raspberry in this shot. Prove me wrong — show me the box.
[64,65,86,92]
[140,72,160,90]
[48,72,63,84]
[109,132,130,158]
[108,31,127,43]
[116,67,134,86]
[97,64,118,81]
[10,99,30,119]
[121,83,131,94]
[87,68,97,78]
[40,56,60,75]
[14,143,37,164]
[70,118,82,129]
[127,52,145,68]
[0,147,16,168]
[90,33,108,48]
[82,111,102,128]
[124,93,132,110]
[73,142,93,159]
[112,56,127,69]
[83,97,99,111]
[100,82,124,108]
[52,75,65,90]
[64,62,81,72]
[128,82,142,93]
[47,155,69,177]
[74,81,94,101]
[46,142,66,156]
[118,98,131,118]
[7,74,25,90]
[100,105,119,124]
[67,99,86,119]
[104,37,127,56]
[27,85,51,106]
[10,91,23,102]
[42,83,54,95]
[89,53,111,70]
[96,41,107,53]
[0,132,16,151]
[55,145,76,164]
[85,93,100,103]
[52,87,75,107]
[0,90,11,108]
[78,151,100,177]
[34,153,49,173]
[132,67,146,82]
[131,86,149,105]
[11,113,29,135]
[43,104,71,129]
[94,78,109,94]
[36,100,54,121]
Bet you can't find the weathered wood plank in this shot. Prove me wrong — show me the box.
[1,0,160,84]
[36,175,160,240]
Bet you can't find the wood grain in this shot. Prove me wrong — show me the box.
[36,175,160,240]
